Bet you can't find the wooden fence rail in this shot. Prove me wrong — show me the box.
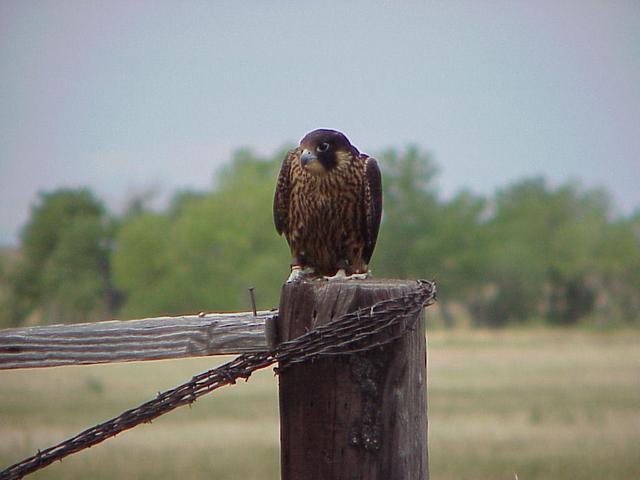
[0,310,275,370]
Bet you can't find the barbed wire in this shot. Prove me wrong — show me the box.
[0,280,435,480]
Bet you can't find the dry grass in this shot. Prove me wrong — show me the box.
[427,329,640,479]
[1,329,639,479]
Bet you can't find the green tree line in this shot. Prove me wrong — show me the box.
[1,147,639,328]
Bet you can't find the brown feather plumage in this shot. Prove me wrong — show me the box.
[273,129,382,277]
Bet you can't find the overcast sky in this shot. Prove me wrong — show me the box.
[1,1,639,245]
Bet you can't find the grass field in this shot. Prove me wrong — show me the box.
[1,329,639,479]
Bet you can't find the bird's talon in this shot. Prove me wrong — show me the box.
[324,269,367,281]
[324,269,347,281]
[286,266,315,283]
[323,269,370,281]
[286,267,303,283]
[348,272,369,280]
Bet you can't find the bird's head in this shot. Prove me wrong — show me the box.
[298,129,359,175]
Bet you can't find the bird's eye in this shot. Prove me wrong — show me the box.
[317,142,330,152]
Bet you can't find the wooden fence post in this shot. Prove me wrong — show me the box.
[277,279,428,480]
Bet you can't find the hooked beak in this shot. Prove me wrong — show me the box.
[300,149,317,167]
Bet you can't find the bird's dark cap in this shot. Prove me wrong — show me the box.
[299,129,358,154]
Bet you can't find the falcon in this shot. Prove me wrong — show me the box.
[273,129,382,282]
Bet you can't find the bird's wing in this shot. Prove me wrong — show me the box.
[362,156,383,263]
[273,148,296,235]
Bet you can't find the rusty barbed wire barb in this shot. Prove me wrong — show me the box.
[0,280,435,480]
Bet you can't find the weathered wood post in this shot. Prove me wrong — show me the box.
[277,279,428,480]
